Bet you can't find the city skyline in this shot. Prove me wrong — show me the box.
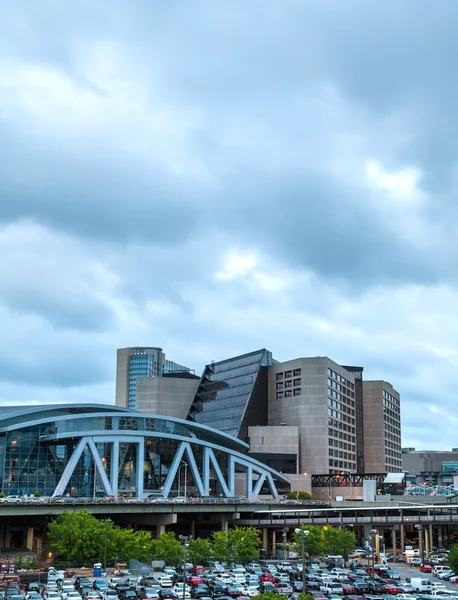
[1,1,458,450]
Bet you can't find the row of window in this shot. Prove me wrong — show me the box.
[329,459,355,469]
[275,389,302,399]
[327,368,355,389]
[328,396,355,416]
[383,389,399,404]
[276,368,302,381]
[276,378,301,390]
[329,449,354,460]
[329,417,356,432]
[329,438,356,453]
[328,427,356,444]
[327,378,355,399]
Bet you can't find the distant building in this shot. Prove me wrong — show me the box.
[115,347,192,410]
[402,448,458,487]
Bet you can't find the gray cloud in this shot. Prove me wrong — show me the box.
[1,0,458,448]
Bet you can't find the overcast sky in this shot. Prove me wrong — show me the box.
[1,1,457,450]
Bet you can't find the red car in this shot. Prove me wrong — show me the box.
[341,585,356,595]
[187,576,205,585]
[382,584,400,594]
[420,564,433,573]
[260,574,275,583]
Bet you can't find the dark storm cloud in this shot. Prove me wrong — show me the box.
[1,0,458,448]
[2,0,458,290]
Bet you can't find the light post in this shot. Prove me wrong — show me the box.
[104,518,112,572]
[282,532,287,560]
[415,524,425,565]
[179,534,193,600]
[295,528,310,592]
[368,529,377,583]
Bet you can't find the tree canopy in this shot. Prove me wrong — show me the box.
[293,525,356,562]
[48,512,260,566]
[286,491,314,501]
[448,545,458,575]
[48,510,154,564]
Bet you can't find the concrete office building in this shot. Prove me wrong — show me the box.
[268,357,358,475]
[116,347,191,410]
[117,347,401,479]
[363,380,402,473]
[402,448,458,487]
[187,350,402,477]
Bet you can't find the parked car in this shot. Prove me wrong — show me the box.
[420,565,433,573]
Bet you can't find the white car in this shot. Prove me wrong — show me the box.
[66,593,82,600]
[157,577,173,588]
[173,584,191,599]
[46,593,62,600]
[5,495,23,503]
[245,586,260,597]
[431,583,448,592]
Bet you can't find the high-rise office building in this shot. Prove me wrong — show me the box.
[117,347,402,476]
[186,350,402,476]
[116,347,191,410]
[363,380,402,472]
[268,357,358,475]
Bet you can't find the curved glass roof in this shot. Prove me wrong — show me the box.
[0,403,248,451]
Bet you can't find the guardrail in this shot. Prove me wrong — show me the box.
[235,513,458,526]
[0,497,330,507]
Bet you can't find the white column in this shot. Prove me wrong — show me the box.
[136,440,145,497]
[111,441,119,498]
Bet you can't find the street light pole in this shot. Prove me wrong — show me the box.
[295,528,310,593]
[179,535,193,600]
[104,518,112,572]
[368,529,377,584]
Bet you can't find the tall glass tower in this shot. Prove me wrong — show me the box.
[188,349,275,440]
[116,347,191,409]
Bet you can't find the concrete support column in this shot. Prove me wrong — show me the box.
[391,529,397,558]
[400,524,405,553]
[221,519,229,532]
[26,527,34,551]
[429,524,434,552]
[425,528,430,557]
[375,533,380,558]
[438,525,443,547]
[190,520,195,538]
[156,524,166,536]
[262,529,268,553]
[272,531,276,558]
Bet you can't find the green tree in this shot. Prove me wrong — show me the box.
[322,527,356,563]
[293,525,325,559]
[448,545,458,575]
[188,538,212,565]
[258,593,284,600]
[211,527,260,562]
[151,531,184,566]
[286,491,314,501]
[48,510,154,564]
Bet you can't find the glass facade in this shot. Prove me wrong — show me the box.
[128,351,158,409]
[188,349,275,438]
[0,405,289,499]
